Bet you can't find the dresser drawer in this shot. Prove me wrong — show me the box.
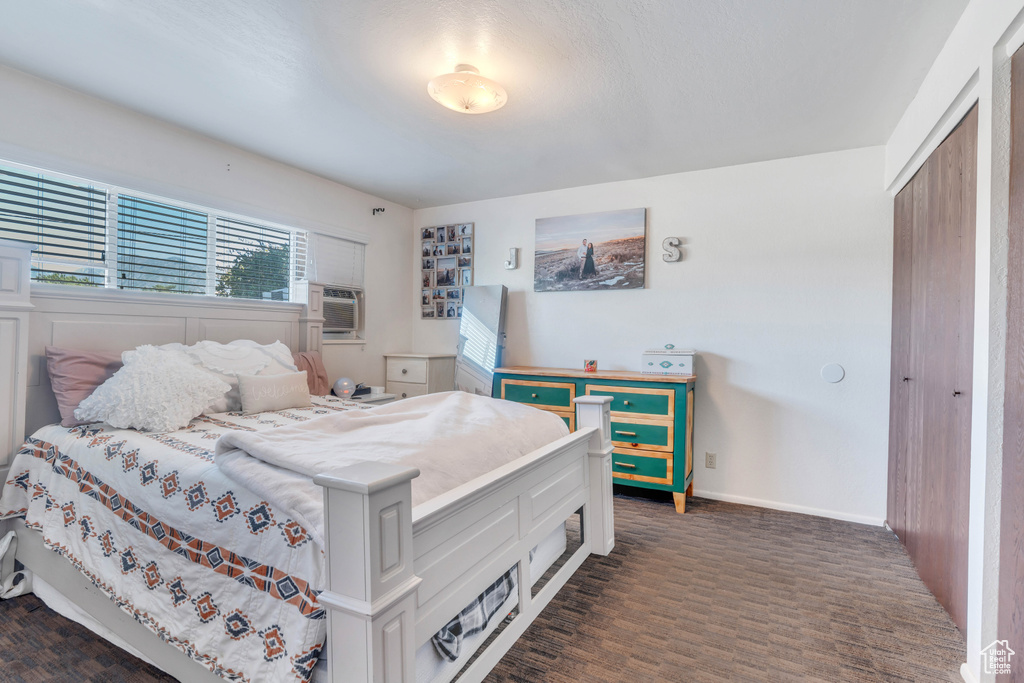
[585,385,674,419]
[500,379,576,410]
[387,359,427,384]
[611,448,672,485]
[610,417,673,452]
[387,381,428,400]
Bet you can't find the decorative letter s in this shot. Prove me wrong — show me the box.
[662,237,683,262]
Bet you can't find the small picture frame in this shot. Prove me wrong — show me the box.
[421,289,430,306]
[422,271,434,288]
[456,304,463,317]
[422,258,434,270]
[421,227,435,240]
[436,302,445,317]
[584,360,598,373]
[458,256,471,269]
[433,288,446,301]
[460,269,472,286]
[447,226,457,242]
[447,243,460,255]
[433,244,445,257]
[459,223,472,236]
[436,229,446,244]
[461,237,472,254]
[437,268,456,286]
[422,307,435,318]
[446,302,458,318]
[447,288,461,300]
[421,244,432,257]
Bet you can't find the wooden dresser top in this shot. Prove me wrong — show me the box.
[494,366,696,384]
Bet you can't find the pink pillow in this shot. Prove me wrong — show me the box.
[45,346,124,427]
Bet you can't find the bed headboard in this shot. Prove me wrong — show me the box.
[24,287,306,435]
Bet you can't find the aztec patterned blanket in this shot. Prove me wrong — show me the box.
[0,396,371,683]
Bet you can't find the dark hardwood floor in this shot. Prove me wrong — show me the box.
[0,493,965,682]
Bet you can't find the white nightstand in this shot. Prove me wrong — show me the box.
[384,353,456,399]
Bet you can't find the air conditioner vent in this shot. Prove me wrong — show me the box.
[322,286,359,332]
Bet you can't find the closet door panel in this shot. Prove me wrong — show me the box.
[887,183,914,539]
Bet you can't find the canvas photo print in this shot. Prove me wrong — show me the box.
[534,208,646,291]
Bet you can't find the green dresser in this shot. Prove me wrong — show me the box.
[493,366,696,513]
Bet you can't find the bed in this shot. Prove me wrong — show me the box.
[0,241,615,683]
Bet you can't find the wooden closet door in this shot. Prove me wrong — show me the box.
[886,183,914,540]
[998,44,1024,682]
[887,105,976,634]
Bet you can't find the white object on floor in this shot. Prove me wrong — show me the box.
[0,531,31,599]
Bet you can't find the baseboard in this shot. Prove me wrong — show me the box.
[692,488,885,526]
[960,662,978,683]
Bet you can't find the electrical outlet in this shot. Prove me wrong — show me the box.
[705,452,717,469]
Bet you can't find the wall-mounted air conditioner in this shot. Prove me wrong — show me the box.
[323,286,360,333]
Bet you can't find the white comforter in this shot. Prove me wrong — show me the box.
[215,392,570,548]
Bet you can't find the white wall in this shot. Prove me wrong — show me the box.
[413,146,893,525]
[884,2,1024,680]
[0,65,413,387]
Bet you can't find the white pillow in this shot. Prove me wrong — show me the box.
[75,346,231,432]
[238,371,311,414]
[124,339,297,414]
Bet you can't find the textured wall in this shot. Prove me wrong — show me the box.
[412,146,893,525]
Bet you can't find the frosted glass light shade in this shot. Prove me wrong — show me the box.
[428,65,507,114]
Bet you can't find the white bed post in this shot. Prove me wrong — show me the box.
[574,395,614,556]
[313,463,423,683]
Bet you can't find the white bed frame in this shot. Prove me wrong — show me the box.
[0,240,616,683]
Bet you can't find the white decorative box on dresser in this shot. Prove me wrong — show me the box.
[0,239,32,485]
[384,353,456,399]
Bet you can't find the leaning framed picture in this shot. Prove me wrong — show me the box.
[534,208,646,292]
[419,222,474,318]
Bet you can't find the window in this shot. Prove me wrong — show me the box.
[0,159,366,304]
[0,165,107,286]
[117,195,208,294]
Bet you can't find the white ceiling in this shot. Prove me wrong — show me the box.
[0,0,967,209]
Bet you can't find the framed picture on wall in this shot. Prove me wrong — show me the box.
[534,208,647,292]
[419,223,474,319]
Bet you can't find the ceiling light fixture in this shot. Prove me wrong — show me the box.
[427,64,507,115]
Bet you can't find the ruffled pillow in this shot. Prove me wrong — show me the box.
[75,346,231,432]
[123,340,297,413]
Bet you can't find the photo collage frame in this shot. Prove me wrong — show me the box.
[420,222,473,319]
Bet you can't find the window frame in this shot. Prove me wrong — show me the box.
[0,157,367,305]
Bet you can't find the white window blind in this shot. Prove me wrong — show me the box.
[117,194,208,293]
[0,165,107,285]
[0,158,324,302]
[215,216,294,301]
[308,232,365,288]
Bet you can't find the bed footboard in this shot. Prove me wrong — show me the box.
[315,396,613,683]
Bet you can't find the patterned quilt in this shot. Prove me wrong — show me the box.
[0,396,373,683]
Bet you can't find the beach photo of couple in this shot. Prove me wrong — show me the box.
[534,208,646,292]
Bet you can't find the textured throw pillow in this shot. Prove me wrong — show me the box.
[75,346,231,432]
[237,372,311,415]
[123,339,297,413]
[45,346,124,427]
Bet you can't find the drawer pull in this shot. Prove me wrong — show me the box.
[402,368,408,374]
[615,430,637,437]
[531,393,538,398]
[614,462,636,469]
[623,400,630,406]
[402,393,408,398]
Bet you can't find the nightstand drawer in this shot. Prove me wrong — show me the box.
[387,359,427,384]
[610,417,673,452]
[586,385,674,419]
[611,448,672,486]
[500,379,576,410]
[388,381,428,400]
